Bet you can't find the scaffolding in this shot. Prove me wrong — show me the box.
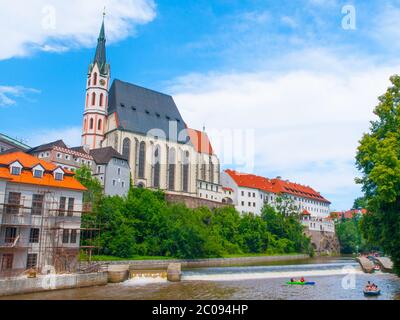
[0,192,102,278]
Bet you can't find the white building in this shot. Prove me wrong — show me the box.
[0,152,86,277]
[221,169,331,218]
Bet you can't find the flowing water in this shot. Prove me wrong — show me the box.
[3,257,400,300]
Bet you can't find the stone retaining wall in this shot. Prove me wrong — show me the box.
[0,272,108,297]
[165,193,231,210]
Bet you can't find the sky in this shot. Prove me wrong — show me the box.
[1,0,400,210]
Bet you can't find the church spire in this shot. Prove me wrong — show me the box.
[93,11,107,73]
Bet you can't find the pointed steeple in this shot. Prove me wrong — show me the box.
[93,14,107,74]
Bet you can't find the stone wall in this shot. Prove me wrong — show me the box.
[165,193,231,210]
[0,272,108,297]
[305,230,340,255]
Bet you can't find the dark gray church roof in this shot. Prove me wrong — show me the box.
[107,79,190,144]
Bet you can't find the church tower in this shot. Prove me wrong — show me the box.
[82,17,110,150]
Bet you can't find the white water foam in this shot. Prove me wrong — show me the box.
[182,268,365,282]
[123,276,167,286]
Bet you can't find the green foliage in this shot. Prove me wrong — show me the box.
[336,219,362,254]
[91,188,312,259]
[352,197,367,210]
[74,165,103,205]
[356,75,400,275]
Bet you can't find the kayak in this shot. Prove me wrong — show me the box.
[287,281,315,286]
[364,290,381,296]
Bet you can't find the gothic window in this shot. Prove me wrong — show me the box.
[89,118,94,130]
[182,151,190,192]
[86,94,89,108]
[114,133,118,150]
[84,118,87,131]
[122,138,131,162]
[99,93,104,107]
[91,92,96,106]
[93,73,98,86]
[168,148,176,191]
[209,157,214,183]
[138,141,146,179]
[98,119,102,131]
[201,162,206,181]
[153,145,161,188]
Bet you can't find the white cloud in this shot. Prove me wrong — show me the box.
[170,49,398,209]
[0,0,156,60]
[0,85,40,106]
[26,126,82,148]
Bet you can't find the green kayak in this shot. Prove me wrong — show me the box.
[287,281,316,286]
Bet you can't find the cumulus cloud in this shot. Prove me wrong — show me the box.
[0,0,156,60]
[170,49,398,209]
[0,85,40,106]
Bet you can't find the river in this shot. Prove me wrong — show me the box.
[2,257,400,300]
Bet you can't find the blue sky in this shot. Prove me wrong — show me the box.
[2,0,400,210]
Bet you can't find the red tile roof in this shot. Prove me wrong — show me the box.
[0,152,86,191]
[225,169,330,204]
[223,187,234,192]
[187,128,214,155]
[331,209,366,220]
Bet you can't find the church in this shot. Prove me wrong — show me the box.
[81,19,222,201]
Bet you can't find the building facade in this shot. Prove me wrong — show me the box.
[0,152,86,277]
[90,147,130,196]
[221,169,331,218]
[81,20,221,198]
[28,140,95,172]
[0,133,30,154]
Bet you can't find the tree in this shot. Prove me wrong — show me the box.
[74,165,103,206]
[352,197,367,210]
[274,194,299,217]
[356,75,400,275]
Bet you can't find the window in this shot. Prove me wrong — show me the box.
[57,153,62,159]
[99,93,104,107]
[97,166,101,174]
[26,254,38,269]
[253,193,256,198]
[248,202,251,206]
[31,194,44,215]
[182,151,190,192]
[33,169,43,178]
[5,227,17,243]
[11,166,21,175]
[168,148,176,191]
[241,191,244,196]
[70,230,77,244]
[1,254,13,271]
[122,138,131,162]
[29,228,40,243]
[91,93,96,106]
[113,180,116,187]
[59,197,66,216]
[93,72,97,86]
[65,155,70,160]
[153,146,161,189]
[55,172,63,181]
[117,168,121,175]
[122,181,125,188]
[89,118,94,130]
[67,198,74,216]
[138,141,146,179]
[6,192,21,214]
[248,192,251,197]
[62,229,70,244]
[98,119,102,131]
[241,201,245,206]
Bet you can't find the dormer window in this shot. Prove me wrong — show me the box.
[53,167,65,181]
[10,161,22,176]
[33,169,43,178]
[11,166,21,176]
